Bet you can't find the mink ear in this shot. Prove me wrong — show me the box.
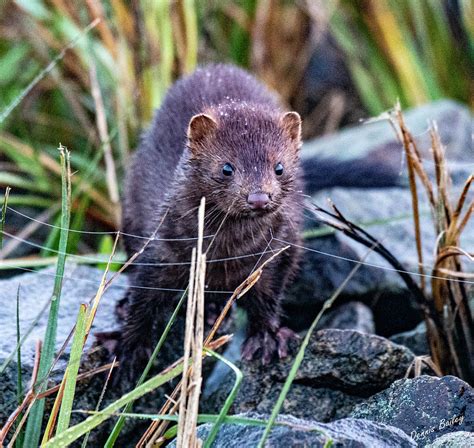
[280,111,302,145]
[187,113,218,144]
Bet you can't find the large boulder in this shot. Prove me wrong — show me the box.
[351,375,473,445]
[301,99,472,170]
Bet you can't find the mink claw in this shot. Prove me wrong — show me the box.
[242,327,296,364]
[241,334,262,361]
[276,327,299,359]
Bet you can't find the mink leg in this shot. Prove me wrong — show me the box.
[117,289,159,378]
[239,290,299,364]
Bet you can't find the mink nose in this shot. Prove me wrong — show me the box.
[247,192,270,209]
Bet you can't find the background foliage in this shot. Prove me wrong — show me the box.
[0,0,472,258]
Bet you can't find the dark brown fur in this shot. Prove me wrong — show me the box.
[119,64,304,371]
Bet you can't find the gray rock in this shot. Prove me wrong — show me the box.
[294,329,415,395]
[205,329,415,420]
[285,234,387,307]
[172,412,416,447]
[301,99,472,166]
[0,263,126,366]
[291,100,473,335]
[310,186,474,286]
[204,371,363,423]
[390,322,429,356]
[0,263,127,423]
[351,375,474,445]
[426,431,474,448]
[318,301,375,334]
[294,182,473,335]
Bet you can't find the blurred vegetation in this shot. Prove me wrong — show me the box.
[0,0,472,259]
[331,0,474,114]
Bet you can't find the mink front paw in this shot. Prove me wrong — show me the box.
[241,327,299,364]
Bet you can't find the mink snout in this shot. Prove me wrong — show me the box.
[247,191,271,209]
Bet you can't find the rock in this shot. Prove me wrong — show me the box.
[390,322,429,356]
[301,99,472,170]
[204,374,363,423]
[426,431,474,448]
[0,263,126,423]
[205,329,415,419]
[284,235,388,325]
[291,100,473,336]
[0,263,126,366]
[351,375,474,445]
[317,301,375,334]
[171,412,416,448]
[293,329,415,395]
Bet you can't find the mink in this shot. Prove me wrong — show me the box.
[118,64,304,371]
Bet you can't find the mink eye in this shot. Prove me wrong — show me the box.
[222,163,234,176]
[274,162,284,176]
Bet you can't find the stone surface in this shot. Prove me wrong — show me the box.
[171,412,416,448]
[0,263,126,366]
[291,181,473,335]
[292,100,473,336]
[426,431,474,448]
[0,263,127,424]
[205,329,415,420]
[390,322,429,356]
[301,99,472,166]
[293,329,415,395]
[317,301,375,334]
[351,375,474,445]
[204,372,363,423]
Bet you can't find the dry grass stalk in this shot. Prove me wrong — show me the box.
[393,103,428,293]
[139,242,289,446]
[250,0,311,104]
[89,57,121,226]
[391,108,473,382]
[36,362,118,400]
[177,198,206,448]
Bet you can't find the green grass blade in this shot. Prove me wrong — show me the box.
[44,362,185,448]
[0,186,10,250]
[56,303,87,434]
[0,172,50,193]
[0,19,99,125]
[15,285,25,448]
[203,349,242,448]
[104,290,188,447]
[1,195,53,208]
[257,247,373,447]
[23,145,71,447]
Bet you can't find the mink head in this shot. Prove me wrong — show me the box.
[185,102,301,218]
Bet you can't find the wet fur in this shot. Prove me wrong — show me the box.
[119,64,304,373]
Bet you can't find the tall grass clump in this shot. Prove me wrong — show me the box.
[0,1,198,254]
[392,105,473,383]
[330,0,474,114]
